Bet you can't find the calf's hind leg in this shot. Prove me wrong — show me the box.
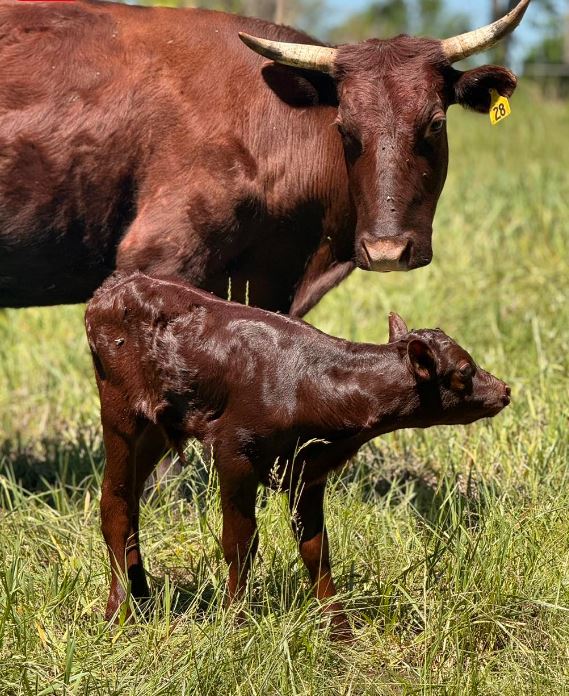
[217,460,259,607]
[100,407,168,621]
[289,481,352,639]
[128,423,170,599]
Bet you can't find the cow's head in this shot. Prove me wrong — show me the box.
[240,0,530,272]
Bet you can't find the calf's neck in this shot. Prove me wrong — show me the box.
[85,272,510,637]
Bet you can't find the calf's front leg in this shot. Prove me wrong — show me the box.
[290,481,352,639]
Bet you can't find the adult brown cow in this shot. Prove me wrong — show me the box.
[0,0,530,314]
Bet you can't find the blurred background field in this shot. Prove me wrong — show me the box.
[1,2,569,694]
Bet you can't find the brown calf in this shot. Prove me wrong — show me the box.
[85,273,510,637]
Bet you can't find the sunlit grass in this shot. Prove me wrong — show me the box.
[1,85,568,694]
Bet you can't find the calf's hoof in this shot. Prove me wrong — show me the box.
[128,565,151,600]
[329,613,354,642]
[105,592,129,624]
[322,603,354,642]
[104,584,151,624]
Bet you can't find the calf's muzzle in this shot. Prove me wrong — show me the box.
[476,371,512,416]
[492,380,511,411]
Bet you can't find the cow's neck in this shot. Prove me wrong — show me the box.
[227,96,355,316]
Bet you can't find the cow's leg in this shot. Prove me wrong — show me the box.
[218,462,259,608]
[289,481,352,639]
[115,202,210,287]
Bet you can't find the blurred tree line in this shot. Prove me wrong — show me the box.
[131,0,324,26]
[326,0,470,44]
[328,0,567,69]
[489,1,566,67]
[126,0,568,74]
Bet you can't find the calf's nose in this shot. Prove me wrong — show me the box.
[502,384,511,406]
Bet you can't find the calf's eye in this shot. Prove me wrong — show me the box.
[449,362,474,392]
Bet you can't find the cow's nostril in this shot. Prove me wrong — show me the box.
[505,385,511,397]
[412,255,431,270]
[398,240,412,268]
[406,243,432,270]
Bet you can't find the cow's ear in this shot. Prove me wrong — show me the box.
[407,339,437,382]
[452,65,517,114]
[262,63,338,108]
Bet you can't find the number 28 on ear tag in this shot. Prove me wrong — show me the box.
[489,89,511,126]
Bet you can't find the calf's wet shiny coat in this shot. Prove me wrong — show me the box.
[85,272,510,636]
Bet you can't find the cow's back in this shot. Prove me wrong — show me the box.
[1,0,148,304]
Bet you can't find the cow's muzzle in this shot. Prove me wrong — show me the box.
[360,236,432,272]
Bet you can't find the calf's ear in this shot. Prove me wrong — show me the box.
[407,339,437,382]
[452,65,517,114]
[388,312,408,342]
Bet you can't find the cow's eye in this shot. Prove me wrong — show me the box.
[337,124,363,161]
[426,117,446,138]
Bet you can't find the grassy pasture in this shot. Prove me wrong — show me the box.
[0,87,568,694]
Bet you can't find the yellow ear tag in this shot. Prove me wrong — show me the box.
[489,89,511,126]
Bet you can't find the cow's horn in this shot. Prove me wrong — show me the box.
[441,0,531,63]
[239,32,337,74]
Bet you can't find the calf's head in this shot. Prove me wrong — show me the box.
[240,0,530,272]
[388,313,510,425]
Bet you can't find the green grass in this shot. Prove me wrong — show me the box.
[1,86,568,694]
